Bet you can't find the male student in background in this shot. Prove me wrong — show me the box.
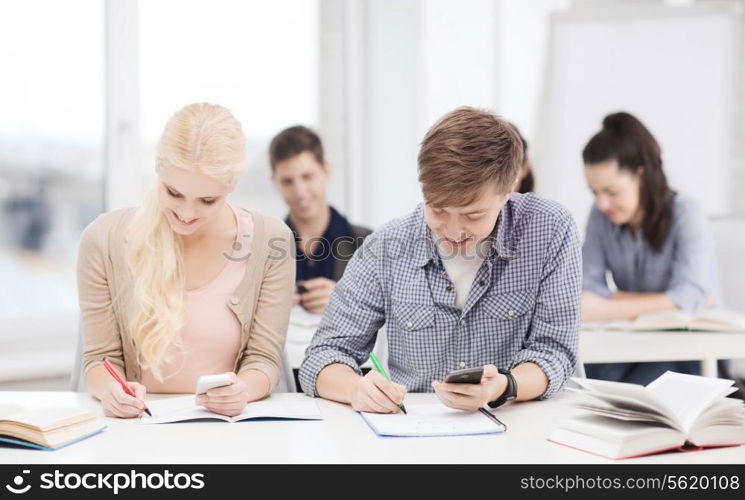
[299,107,582,413]
[270,126,372,314]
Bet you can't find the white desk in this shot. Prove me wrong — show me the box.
[1,391,742,464]
[580,329,745,377]
[291,321,745,378]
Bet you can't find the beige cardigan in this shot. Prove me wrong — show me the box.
[76,207,296,390]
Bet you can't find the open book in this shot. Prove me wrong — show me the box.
[549,371,745,459]
[586,309,745,332]
[140,393,322,424]
[0,404,106,450]
[360,403,506,437]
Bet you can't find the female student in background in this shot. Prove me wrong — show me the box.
[77,103,295,418]
[580,111,721,384]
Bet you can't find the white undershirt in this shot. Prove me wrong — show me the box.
[439,240,491,310]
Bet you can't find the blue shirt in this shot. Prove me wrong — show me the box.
[285,206,352,282]
[299,193,582,399]
[582,194,722,311]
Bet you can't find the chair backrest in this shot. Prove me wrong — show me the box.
[274,349,297,392]
[69,326,84,392]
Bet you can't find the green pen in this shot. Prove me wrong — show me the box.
[369,352,407,414]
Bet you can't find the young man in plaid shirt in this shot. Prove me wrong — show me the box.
[300,107,581,413]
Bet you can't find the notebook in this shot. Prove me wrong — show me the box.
[584,309,745,332]
[0,404,106,450]
[360,403,506,437]
[549,371,745,459]
[140,393,322,424]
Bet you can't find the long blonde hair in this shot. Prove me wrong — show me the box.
[127,103,247,380]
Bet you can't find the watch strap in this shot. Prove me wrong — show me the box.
[488,368,517,409]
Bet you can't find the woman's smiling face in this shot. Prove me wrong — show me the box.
[157,166,233,236]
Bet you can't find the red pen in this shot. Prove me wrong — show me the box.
[102,358,152,416]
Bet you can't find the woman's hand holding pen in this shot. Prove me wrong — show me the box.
[349,370,407,414]
[100,380,148,418]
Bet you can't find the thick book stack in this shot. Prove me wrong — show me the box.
[550,371,745,459]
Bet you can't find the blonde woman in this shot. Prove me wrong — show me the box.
[77,103,295,418]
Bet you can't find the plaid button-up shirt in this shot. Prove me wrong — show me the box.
[299,193,582,399]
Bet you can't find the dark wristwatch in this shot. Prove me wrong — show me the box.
[488,368,517,409]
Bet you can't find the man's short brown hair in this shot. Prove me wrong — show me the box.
[418,107,524,207]
[269,125,324,172]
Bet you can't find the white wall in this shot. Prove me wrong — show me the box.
[360,0,421,228]
[113,1,714,230]
[334,0,745,233]
[498,0,571,142]
[104,0,745,230]
[318,0,348,213]
[418,0,500,130]
[333,0,569,229]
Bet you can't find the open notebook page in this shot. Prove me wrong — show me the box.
[235,394,321,420]
[141,396,224,424]
[360,403,505,437]
[141,394,321,424]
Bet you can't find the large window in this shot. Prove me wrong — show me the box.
[0,0,105,384]
[0,0,320,388]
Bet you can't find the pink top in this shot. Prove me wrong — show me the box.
[141,205,253,393]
